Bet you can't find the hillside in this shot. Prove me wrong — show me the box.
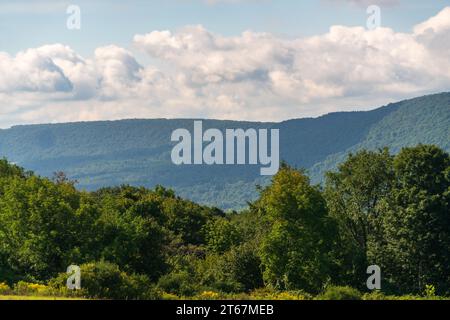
[0,92,448,209]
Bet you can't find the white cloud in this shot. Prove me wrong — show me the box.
[93,45,143,99]
[414,7,450,35]
[0,47,72,93]
[414,7,450,54]
[0,7,449,127]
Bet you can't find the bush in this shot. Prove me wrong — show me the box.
[193,253,244,294]
[362,291,387,300]
[157,271,201,297]
[424,284,436,297]
[361,291,446,300]
[248,288,312,300]
[195,291,221,300]
[225,243,264,292]
[13,281,54,296]
[0,282,11,295]
[317,286,362,300]
[161,292,181,300]
[50,261,159,300]
[274,291,311,300]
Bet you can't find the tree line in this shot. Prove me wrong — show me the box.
[0,144,449,299]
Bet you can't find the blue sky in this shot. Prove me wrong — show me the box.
[0,0,446,56]
[0,0,449,127]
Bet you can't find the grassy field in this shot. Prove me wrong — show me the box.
[0,295,85,300]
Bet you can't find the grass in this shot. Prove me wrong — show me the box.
[0,295,86,300]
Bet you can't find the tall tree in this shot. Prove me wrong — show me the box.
[257,164,337,292]
[0,175,82,280]
[324,149,394,287]
[382,145,450,294]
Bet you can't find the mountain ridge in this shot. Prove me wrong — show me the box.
[0,92,448,210]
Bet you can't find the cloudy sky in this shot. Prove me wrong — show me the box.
[0,0,449,127]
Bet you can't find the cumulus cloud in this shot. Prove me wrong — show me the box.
[133,10,450,107]
[414,7,450,34]
[0,46,73,93]
[0,7,449,127]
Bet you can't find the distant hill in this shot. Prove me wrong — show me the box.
[0,92,449,210]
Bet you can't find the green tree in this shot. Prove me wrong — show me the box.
[324,149,394,287]
[93,186,169,280]
[204,217,242,254]
[224,242,264,291]
[0,175,82,280]
[257,164,337,293]
[381,145,450,294]
[162,197,219,245]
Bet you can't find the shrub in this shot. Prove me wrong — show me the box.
[194,254,244,293]
[161,292,180,300]
[424,284,436,298]
[196,291,221,300]
[224,243,264,292]
[362,291,387,300]
[0,282,11,295]
[274,291,311,300]
[317,286,362,300]
[248,288,278,300]
[157,271,201,297]
[13,281,53,296]
[49,261,159,300]
[248,288,312,300]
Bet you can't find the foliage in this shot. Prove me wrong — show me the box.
[424,284,436,298]
[157,270,205,297]
[256,164,337,293]
[204,217,242,254]
[325,145,450,295]
[50,261,160,300]
[0,174,86,280]
[0,142,450,299]
[0,282,11,295]
[13,281,54,296]
[325,148,394,288]
[380,145,450,295]
[316,286,362,300]
[223,242,264,292]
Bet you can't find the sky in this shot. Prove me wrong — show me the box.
[0,0,449,127]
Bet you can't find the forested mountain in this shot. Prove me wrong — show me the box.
[0,92,448,209]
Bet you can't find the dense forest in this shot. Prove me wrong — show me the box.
[1,92,448,210]
[0,143,449,300]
